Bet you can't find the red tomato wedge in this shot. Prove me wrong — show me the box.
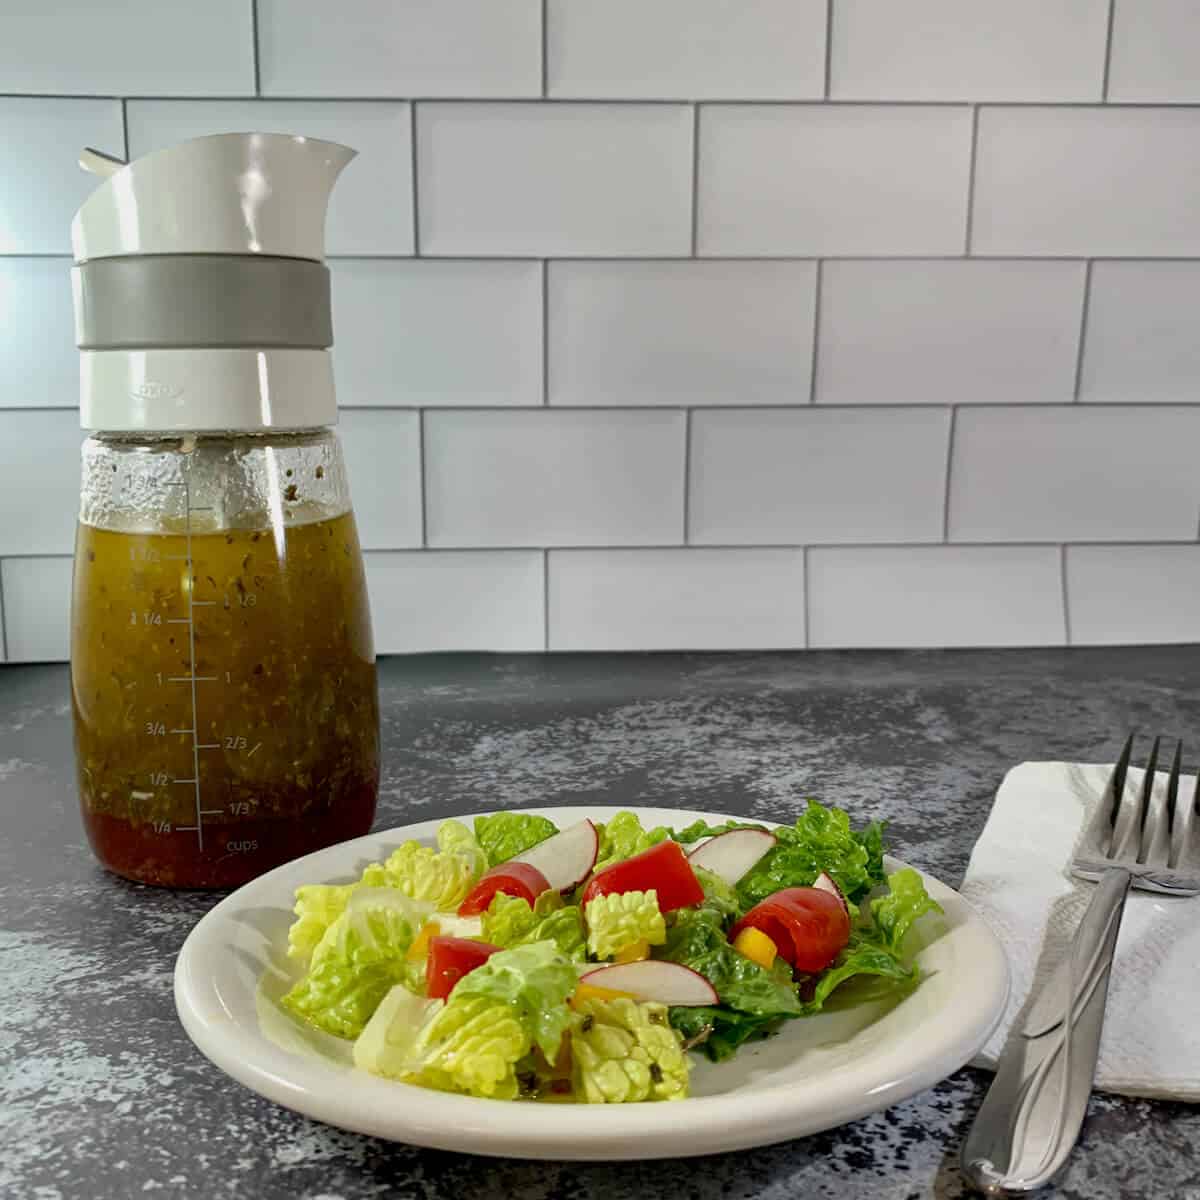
[457,861,551,916]
[581,839,705,913]
[729,887,850,974]
[425,936,501,1000]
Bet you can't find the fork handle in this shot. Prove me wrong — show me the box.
[961,867,1131,1195]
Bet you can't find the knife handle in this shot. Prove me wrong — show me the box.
[960,867,1131,1195]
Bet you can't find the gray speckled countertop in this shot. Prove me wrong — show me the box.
[3,648,1200,1200]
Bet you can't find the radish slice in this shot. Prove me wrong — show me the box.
[511,819,598,893]
[580,961,719,1007]
[812,871,849,914]
[686,828,777,886]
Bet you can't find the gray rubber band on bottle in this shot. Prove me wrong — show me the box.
[72,255,333,350]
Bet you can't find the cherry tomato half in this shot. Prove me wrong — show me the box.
[425,936,501,1000]
[581,839,705,913]
[457,861,551,916]
[729,887,850,974]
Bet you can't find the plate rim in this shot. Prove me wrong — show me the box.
[174,804,1010,1160]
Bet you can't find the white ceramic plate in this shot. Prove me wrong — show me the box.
[174,805,1009,1160]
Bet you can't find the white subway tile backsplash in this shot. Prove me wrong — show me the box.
[126,101,414,255]
[1067,545,1200,645]
[0,557,72,663]
[689,408,949,544]
[547,0,825,100]
[973,107,1200,257]
[0,98,124,254]
[698,105,971,256]
[425,410,685,547]
[0,410,81,557]
[366,550,544,652]
[0,1,253,97]
[259,0,540,98]
[549,548,805,650]
[417,104,692,257]
[548,261,815,407]
[816,260,1084,406]
[331,260,541,407]
[338,409,423,550]
[1079,262,1200,404]
[830,0,1107,101]
[808,546,1065,648]
[0,259,76,407]
[1109,0,1200,102]
[949,406,1200,542]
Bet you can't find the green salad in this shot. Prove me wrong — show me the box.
[277,802,942,1103]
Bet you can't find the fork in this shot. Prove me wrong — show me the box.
[961,735,1200,1195]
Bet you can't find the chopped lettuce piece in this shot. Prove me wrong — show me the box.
[803,932,919,1014]
[282,889,433,1038]
[375,820,485,911]
[660,909,802,1019]
[667,1005,783,1063]
[584,890,666,959]
[690,866,743,925]
[353,985,443,1080]
[409,994,531,1098]
[449,940,577,1061]
[571,997,690,1102]
[592,811,672,874]
[870,866,942,954]
[287,882,356,961]
[474,812,558,868]
[482,891,586,962]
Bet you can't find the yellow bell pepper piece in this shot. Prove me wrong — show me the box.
[614,939,651,964]
[571,981,635,1008]
[406,920,441,962]
[733,926,777,970]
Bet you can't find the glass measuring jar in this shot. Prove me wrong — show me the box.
[70,430,380,888]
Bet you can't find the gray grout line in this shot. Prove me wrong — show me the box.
[359,539,1200,553]
[417,408,428,547]
[801,545,812,648]
[808,259,824,403]
[1102,0,1116,101]
[823,0,834,100]
[1060,545,1073,645]
[0,564,8,663]
[542,548,550,651]
[964,106,979,253]
[119,98,129,161]
[682,409,693,543]
[942,407,958,542]
[540,0,549,98]
[409,103,420,255]
[251,0,262,97]
[541,259,550,405]
[689,105,700,256]
[1072,260,1094,401]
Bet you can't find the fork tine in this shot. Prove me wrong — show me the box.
[1109,732,1134,829]
[1140,739,1175,866]
[1169,742,1195,869]
[1113,735,1157,860]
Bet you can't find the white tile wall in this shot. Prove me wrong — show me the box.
[1108,0,1200,103]
[1079,262,1200,404]
[949,407,1200,543]
[0,557,73,663]
[808,546,1065,648]
[365,550,544,652]
[0,259,76,407]
[126,101,414,255]
[689,408,950,544]
[5,2,1200,657]
[331,260,542,407]
[425,410,685,547]
[816,260,1084,406]
[830,0,1108,101]
[418,103,692,257]
[698,105,972,256]
[338,409,423,550]
[548,260,816,406]
[0,98,124,254]
[549,548,805,650]
[972,107,1200,257]
[0,1,253,97]
[258,0,541,99]
[547,0,826,100]
[1066,545,1200,646]
[0,410,82,557]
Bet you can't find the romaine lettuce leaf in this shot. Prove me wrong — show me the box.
[481,891,586,962]
[375,820,485,911]
[869,866,941,954]
[409,994,531,1098]
[282,889,432,1038]
[474,812,558,868]
[572,997,690,1102]
[667,1005,783,1063]
[287,882,356,961]
[353,984,443,1080]
[592,811,672,874]
[584,890,666,959]
[690,866,743,925]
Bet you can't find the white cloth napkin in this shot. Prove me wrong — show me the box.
[960,761,1200,1101]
